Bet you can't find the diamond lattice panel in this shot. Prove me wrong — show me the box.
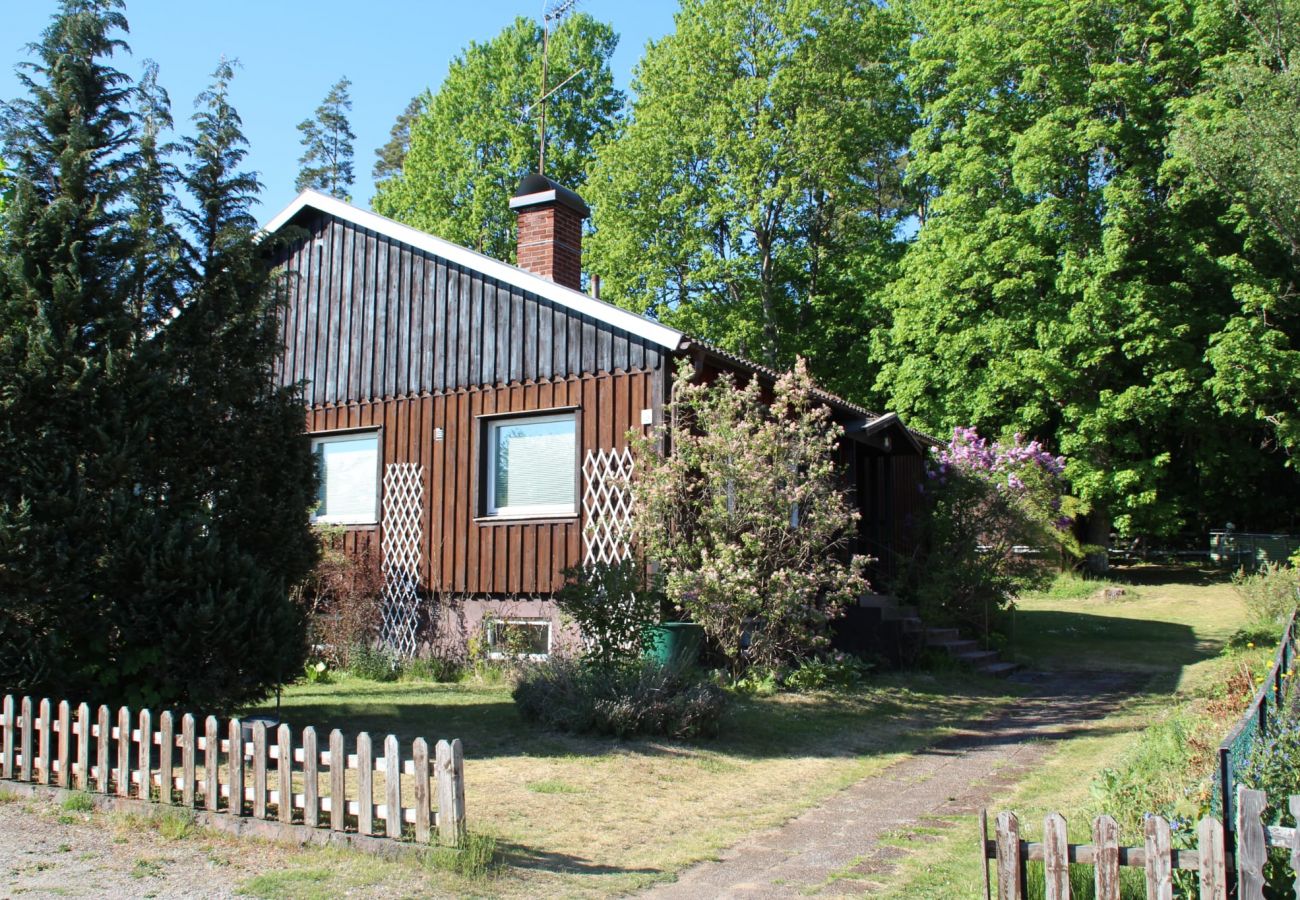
[379,463,424,659]
[582,448,635,565]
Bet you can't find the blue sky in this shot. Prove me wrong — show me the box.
[0,1,679,220]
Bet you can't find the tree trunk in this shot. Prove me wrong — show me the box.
[1085,506,1111,575]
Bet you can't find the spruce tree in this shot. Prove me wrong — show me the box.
[295,76,355,200]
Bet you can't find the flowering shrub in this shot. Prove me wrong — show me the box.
[899,427,1075,637]
[630,359,868,677]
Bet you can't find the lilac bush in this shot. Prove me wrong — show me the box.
[902,427,1076,638]
[630,359,868,678]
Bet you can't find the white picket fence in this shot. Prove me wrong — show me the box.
[983,787,1299,898]
[0,694,465,846]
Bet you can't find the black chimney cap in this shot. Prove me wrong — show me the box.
[509,173,589,217]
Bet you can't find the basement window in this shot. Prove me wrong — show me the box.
[486,619,552,659]
[311,431,379,525]
[483,412,577,517]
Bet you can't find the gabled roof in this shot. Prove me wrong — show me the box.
[262,190,685,351]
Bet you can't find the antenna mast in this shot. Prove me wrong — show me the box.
[538,0,580,176]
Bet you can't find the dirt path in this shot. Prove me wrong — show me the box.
[643,670,1140,899]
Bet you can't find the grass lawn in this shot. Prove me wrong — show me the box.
[239,669,1019,897]
[878,564,1272,899]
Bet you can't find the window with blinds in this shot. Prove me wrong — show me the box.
[311,432,379,525]
[485,413,576,517]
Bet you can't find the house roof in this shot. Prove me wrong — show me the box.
[261,192,932,445]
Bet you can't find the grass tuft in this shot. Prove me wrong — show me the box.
[420,831,499,879]
[61,791,95,813]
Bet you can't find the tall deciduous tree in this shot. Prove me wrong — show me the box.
[295,75,355,200]
[873,0,1299,564]
[372,93,424,185]
[585,0,913,400]
[373,14,622,263]
[0,2,317,708]
[1172,0,1300,463]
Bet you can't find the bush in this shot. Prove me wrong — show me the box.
[1239,715,1300,893]
[513,659,726,739]
[1233,562,1299,629]
[294,525,385,669]
[554,560,660,667]
[784,653,874,692]
[347,645,400,682]
[401,656,464,683]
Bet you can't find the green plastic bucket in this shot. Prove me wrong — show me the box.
[644,622,705,672]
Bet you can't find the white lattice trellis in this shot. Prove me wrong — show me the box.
[582,448,635,564]
[379,463,424,659]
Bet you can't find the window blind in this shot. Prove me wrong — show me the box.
[491,418,575,512]
[314,434,379,524]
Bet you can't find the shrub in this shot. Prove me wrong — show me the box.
[631,359,868,678]
[1238,715,1300,893]
[346,645,400,682]
[554,560,660,667]
[400,656,465,683]
[784,653,874,692]
[1233,562,1299,629]
[513,659,726,739]
[294,525,385,669]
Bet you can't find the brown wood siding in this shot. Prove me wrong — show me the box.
[306,370,657,596]
[274,212,665,405]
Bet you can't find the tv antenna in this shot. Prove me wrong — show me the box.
[528,0,584,176]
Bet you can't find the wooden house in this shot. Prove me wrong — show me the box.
[262,176,930,659]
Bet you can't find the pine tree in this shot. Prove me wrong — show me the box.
[372,93,424,185]
[295,76,355,200]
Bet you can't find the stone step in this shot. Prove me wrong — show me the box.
[954,649,1001,666]
[881,605,918,622]
[899,618,924,634]
[858,593,896,609]
[977,661,1020,678]
[924,628,961,645]
[933,639,980,656]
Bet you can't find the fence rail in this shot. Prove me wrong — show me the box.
[0,693,465,847]
[983,787,1297,899]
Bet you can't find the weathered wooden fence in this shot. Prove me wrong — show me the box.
[983,787,1299,898]
[0,694,465,847]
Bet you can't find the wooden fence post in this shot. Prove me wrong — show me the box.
[74,702,89,791]
[1237,787,1268,900]
[435,738,466,847]
[1,695,13,780]
[329,729,345,832]
[1091,815,1119,900]
[204,716,219,813]
[385,734,401,839]
[115,706,131,798]
[1144,815,1173,900]
[1197,816,1227,900]
[413,738,430,844]
[1043,813,1070,900]
[94,705,109,793]
[158,712,173,804]
[357,732,373,835]
[37,698,51,785]
[994,811,1024,900]
[277,724,292,824]
[1290,796,1300,900]
[252,720,267,820]
[136,708,151,800]
[56,701,70,788]
[302,726,318,829]
[181,713,196,808]
[19,697,32,783]
[228,718,244,817]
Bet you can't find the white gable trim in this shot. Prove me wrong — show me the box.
[261,191,685,351]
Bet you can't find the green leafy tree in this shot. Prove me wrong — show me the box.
[0,3,317,708]
[372,93,424,185]
[630,360,867,678]
[373,14,622,261]
[295,76,355,200]
[585,0,913,399]
[873,0,1297,565]
[1172,0,1300,462]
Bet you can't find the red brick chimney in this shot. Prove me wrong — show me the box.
[509,173,589,291]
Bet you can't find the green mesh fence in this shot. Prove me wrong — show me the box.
[1215,607,1299,837]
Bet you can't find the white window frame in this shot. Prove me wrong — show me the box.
[484,412,577,518]
[310,430,380,526]
[485,618,552,660]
